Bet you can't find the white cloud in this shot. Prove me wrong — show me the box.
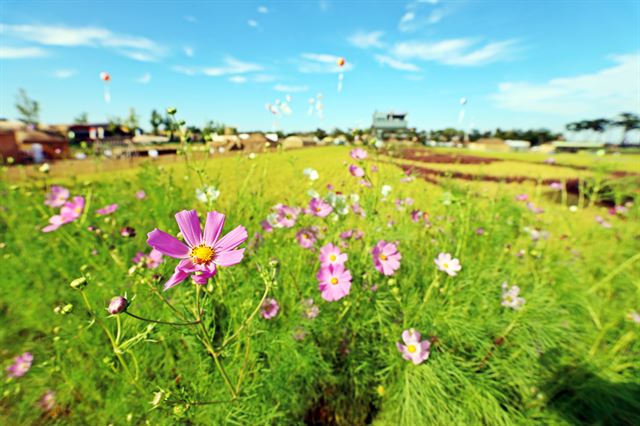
[400,12,415,26]
[174,57,263,77]
[392,38,518,66]
[258,6,269,14]
[0,46,48,59]
[0,23,165,62]
[492,53,640,116]
[298,53,353,73]
[348,31,385,49]
[184,46,194,57]
[400,1,448,32]
[229,76,247,84]
[53,69,76,78]
[374,55,420,72]
[274,84,309,93]
[248,19,259,28]
[137,72,152,84]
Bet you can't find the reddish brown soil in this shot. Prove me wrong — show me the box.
[401,148,500,165]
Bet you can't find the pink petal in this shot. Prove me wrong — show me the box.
[163,268,189,291]
[203,211,226,246]
[175,210,203,247]
[215,249,245,267]
[147,229,190,258]
[214,225,248,252]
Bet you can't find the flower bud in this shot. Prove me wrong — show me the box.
[69,277,87,290]
[108,296,128,315]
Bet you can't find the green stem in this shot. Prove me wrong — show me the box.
[219,279,270,349]
[195,285,238,399]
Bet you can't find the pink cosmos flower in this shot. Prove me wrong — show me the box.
[44,185,69,207]
[595,215,612,228]
[627,310,640,324]
[351,202,366,217]
[515,194,529,202]
[340,230,354,240]
[609,205,628,216]
[317,263,352,302]
[396,329,430,365]
[261,298,280,319]
[6,352,33,378]
[350,148,367,160]
[476,227,485,235]
[42,196,85,233]
[303,298,320,319]
[96,203,118,215]
[549,182,563,191]
[308,198,333,217]
[147,210,247,290]
[39,390,56,412]
[544,157,556,165]
[296,227,318,249]
[359,179,372,188]
[526,202,544,214]
[136,190,147,200]
[132,248,164,269]
[274,204,300,228]
[260,220,273,233]
[410,210,422,223]
[435,252,461,276]
[349,164,365,177]
[371,165,378,173]
[319,243,348,266]
[120,226,136,237]
[372,240,402,276]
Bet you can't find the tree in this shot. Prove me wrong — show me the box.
[124,108,139,132]
[74,112,89,124]
[614,112,640,144]
[150,109,163,135]
[15,89,40,126]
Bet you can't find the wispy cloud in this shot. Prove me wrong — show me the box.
[392,39,518,66]
[173,57,263,77]
[137,72,152,84]
[248,19,259,28]
[348,31,385,49]
[258,6,269,14]
[0,46,48,59]
[374,55,420,72]
[53,69,76,78]
[184,15,198,23]
[274,84,309,93]
[492,52,640,116]
[184,46,194,57]
[0,23,165,62]
[399,0,448,32]
[229,76,247,84]
[298,53,353,73]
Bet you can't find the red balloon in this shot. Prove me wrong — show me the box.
[100,72,111,82]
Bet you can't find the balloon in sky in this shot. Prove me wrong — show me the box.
[100,72,111,103]
[460,97,467,106]
[337,57,345,67]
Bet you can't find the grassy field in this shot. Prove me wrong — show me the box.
[1,145,639,425]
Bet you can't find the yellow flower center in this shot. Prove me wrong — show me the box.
[191,245,214,265]
[329,254,337,261]
[75,207,82,214]
[505,296,513,303]
[330,277,339,285]
[315,207,321,212]
[407,344,417,353]
[380,254,387,261]
[443,263,449,269]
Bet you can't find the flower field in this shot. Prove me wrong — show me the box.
[1,145,639,425]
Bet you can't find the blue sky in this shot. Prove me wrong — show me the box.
[1,0,638,136]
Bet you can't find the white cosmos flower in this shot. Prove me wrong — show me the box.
[195,185,221,203]
[501,282,525,310]
[381,185,392,198]
[303,168,319,181]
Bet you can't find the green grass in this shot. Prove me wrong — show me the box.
[1,146,639,425]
